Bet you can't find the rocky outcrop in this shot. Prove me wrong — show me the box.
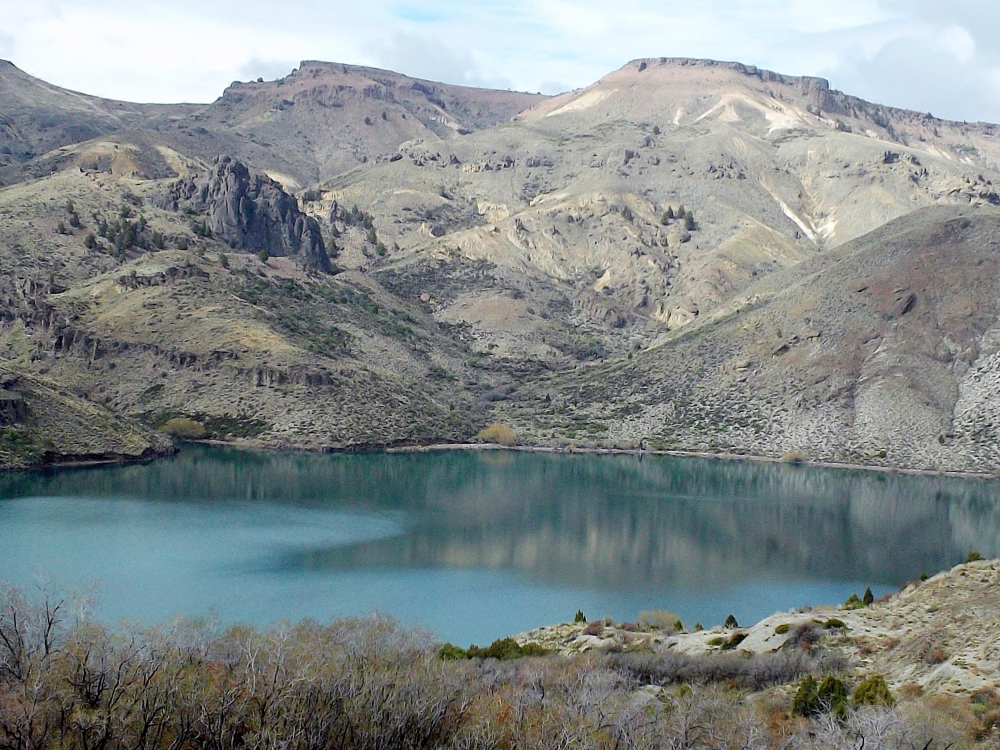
[117,264,209,290]
[161,156,333,272]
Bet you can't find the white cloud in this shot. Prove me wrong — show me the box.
[1,0,999,121]
[935,26,976,65]
[374,32,510,89]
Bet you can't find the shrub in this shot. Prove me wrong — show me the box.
[611,648,819,692]
[475,424,517,445]
[574,609,586,623]
[160,417,207,440]
[817,675,849,717]
[638,610,681,632]
[721,632,748,650]
[724,613,739,629]
[925,646,949,665]
[854,674,894,706]
[258,249,270,263]
[84,232,98,249]
[843,593,865,610]
[219,253,229,269]
[789,622,820,649]
[652,125,660,135]
[438,642,468,660]
[792,674,849,717]
[466,637,549,660]
[781,450,809,463]
[863,586,874,605]
[966,550,983,563]
[823,618,847,630]
[775,623,791,635]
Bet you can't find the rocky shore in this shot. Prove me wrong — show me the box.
[513,559,1000,695]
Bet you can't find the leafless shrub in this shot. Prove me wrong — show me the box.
[609,648,829,691]
[0,585,974,750]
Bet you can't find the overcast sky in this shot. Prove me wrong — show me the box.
[2,0,999,123]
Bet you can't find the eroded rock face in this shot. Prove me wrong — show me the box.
[162,156,333,272]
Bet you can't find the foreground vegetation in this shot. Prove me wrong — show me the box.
[1,586,996,750]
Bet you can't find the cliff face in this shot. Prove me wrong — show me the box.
[162,156,333,272]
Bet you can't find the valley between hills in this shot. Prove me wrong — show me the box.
[3,56,1000,473]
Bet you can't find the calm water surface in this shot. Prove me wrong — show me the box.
[0,446,998,645]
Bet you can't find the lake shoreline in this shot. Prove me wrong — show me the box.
[383,441,1000,481]
[6,437,997,481]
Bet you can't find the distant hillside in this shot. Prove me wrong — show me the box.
[3,57,1000,472]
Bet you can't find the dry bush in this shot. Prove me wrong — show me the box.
[609,648,833,692]
[475,424,517,445]
[159,417,206,439]
[781,450,809,463]
[637,610,683,633]
[0,585,975,750]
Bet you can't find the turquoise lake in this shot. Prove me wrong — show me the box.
[0,446,997,645]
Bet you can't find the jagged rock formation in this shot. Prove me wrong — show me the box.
[162,156,333,272]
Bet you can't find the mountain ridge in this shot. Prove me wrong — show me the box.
[2,56,1000,473]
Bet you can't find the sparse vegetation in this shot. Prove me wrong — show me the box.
[638,610,683,633]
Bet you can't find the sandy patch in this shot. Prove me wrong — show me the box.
[695,91,807,133]
[545,88,615,117]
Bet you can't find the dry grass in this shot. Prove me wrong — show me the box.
[159,417,206,439]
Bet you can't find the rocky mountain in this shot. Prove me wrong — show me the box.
[2,56,1000,472]
[161,155,333,272]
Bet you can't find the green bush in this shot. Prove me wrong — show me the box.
[792,675,849,718]
[823,618,847,630]
[792,675,819,716]
[843,593,865,610]
[574,609,587,623]
[724,613,739,629]
[863,586,874,606]
[774,623,790,635]
[438,642,468,660]
[966,550,983,563]
[853,674,894,707]
[466,637,549,660]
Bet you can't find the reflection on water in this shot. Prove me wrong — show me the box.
[0,446,997,644]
